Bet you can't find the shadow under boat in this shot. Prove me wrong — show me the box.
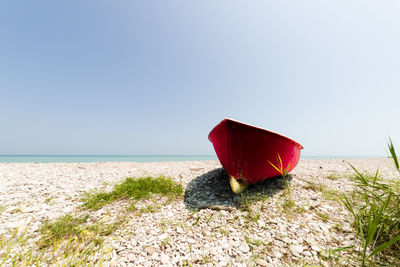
[184,168,292,210]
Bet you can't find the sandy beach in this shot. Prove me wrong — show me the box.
[0,158,398,266]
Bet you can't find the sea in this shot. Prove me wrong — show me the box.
[0,155,218,163]
[0,155,382,163]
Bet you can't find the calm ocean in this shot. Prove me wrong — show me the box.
[0,155,381,163]
[0,155,218,163]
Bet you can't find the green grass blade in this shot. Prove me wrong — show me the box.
[278,153,283,172]
[268,160,282,174]
[368,234,400,258]
[372,168,379,186]
[366,201,378,246]
[284,161,291,176]
[358,215,366,248]
[349,163,369,186]
[330,246,353,252]
[341,195,356,217]
[388,137,399,172]
[82,176,183,210]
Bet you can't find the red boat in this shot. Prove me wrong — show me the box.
[208,118,303,193]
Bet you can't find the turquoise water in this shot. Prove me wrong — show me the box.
[0,155,217,163]
[0,155,383,163]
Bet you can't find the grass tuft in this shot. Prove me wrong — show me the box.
[139,204,161,214]
[303,181,341,201]
[327,172,342,180]
[316,211,330,222]
[36,213,120,265]
[40,214,89,247]
[388,137,400,173]
[341,139,400,266]
[82,176,183,210]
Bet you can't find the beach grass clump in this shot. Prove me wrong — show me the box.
[1,214,115,266]
[1,227,43,266]
[40,214,89,246]
[82,176,183,210]
[327,172,342,180]
[303,181,325,192]
[303,181,341,201]
[321,187,341,202]
[38,213,121,265]
[39,213,121,246]
[341,138,400,266]
[316,210,330,222]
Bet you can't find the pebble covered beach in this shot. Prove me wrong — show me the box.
[0,158,398,266]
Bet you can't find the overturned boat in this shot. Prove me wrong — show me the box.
[209,118,303,193]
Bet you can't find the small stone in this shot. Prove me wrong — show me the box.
[342,225,353,233]
[319,207,328,213]
[146,246,156,255]
[130,238,138,246]
[176,226,184,234]
[229,240,240,248]
[219,260,227,266]
[222,242,229,250]
[22,207,35,213]
[272,250,283,258]
[31,223,39,232]
[158,233,168,240]
[290,245,303,256]
[160,253,170,264]
[128,254,136,262]
[186,238,196,244]
[255,258,269,266]
[192,255,202,263]
[257,219,266,228]
[319,225,329,233]
[311,245,321,252]
[208,247,218,256]
[302,250,312,257]
[149,230,157,235]
[151,252,159,260]
[273,240,285,248]
[111,250,117,260]
[239,243,250,253]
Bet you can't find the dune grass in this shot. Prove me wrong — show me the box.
[341,138,400,266]
[82,176,183,210]
[36,213,121,265]
[40,214,89,246]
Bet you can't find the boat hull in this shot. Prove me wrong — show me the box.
[209,119,303,191]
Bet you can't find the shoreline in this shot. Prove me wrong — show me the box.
[0,155,387,164]
[1,158,398,265]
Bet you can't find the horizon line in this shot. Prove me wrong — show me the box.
[0,154,387,158]
[0,154,217,157]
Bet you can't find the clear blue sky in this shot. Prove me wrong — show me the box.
[1,1,400,156]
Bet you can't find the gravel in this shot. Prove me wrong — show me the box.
[0,158,398,266]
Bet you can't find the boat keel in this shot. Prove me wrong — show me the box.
[229,176,249,194]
